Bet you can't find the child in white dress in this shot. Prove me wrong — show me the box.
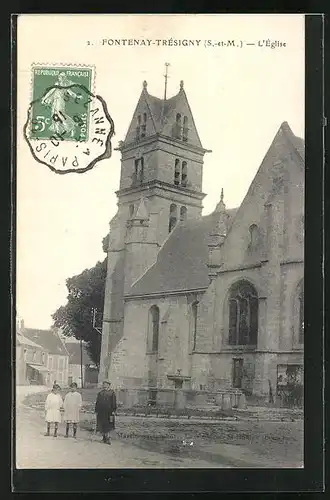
[44,384,63,437]
[63,382,83,438]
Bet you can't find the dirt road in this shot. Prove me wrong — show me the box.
[15,386,224,469]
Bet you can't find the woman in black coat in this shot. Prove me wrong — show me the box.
[95,380,117,444]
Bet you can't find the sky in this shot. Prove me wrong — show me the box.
[16,14,305,329]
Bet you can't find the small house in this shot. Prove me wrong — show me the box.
[23,328,69,388]
[16,332,50,385]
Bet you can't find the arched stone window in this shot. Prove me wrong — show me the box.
[141,112,147,137]
[180,206,187,221]
[136,114,141,140]
[139,157,144,183]
[181,161,188,186]
[249,224,259,248]
[175,113,182,139]
[169,204,177,233]
[134,157,144,184]
[228,281,258,346]
[149,305,160,352]
[183,116,188,141]
[134,159,139,183]
[192,301,198,350]
[174,159,181,185]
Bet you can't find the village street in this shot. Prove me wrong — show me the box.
[15,386,225,469]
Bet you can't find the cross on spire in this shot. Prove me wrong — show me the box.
[164,62,170,101]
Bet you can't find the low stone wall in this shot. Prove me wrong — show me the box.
[116,387,246,411]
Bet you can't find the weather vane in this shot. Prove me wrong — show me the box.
[164,62,170,101]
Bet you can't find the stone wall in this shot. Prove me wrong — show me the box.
[115,386,244,411]
[110,295,197,390]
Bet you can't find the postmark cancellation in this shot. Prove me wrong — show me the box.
[24,65,115,174]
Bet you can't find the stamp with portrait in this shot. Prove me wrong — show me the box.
[24,64,115,174]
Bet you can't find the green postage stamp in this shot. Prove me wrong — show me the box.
[24,64,115,174]
[30,66,93,142]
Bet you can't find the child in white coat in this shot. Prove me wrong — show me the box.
[44,384,63,437]
[63,382,83,438]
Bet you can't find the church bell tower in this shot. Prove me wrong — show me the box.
[116,69,209,246]
[98,69,210,383]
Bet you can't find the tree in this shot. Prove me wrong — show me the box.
[52,258,107,367]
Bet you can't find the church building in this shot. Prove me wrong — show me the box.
[99,78,304,402]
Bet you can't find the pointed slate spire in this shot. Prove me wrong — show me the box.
[209,188,227,244]
[215,188,226,213]
[122,76,205,148]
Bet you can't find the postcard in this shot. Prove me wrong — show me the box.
[15,13,305,473]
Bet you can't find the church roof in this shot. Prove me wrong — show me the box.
[280,121,305,163]
[122,81,204,149]
[140,88,186,134]
[125,122,304,299]
[127,208,238,297]
[144,94,164,131]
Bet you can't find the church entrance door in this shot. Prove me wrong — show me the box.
[232,358,244,389]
